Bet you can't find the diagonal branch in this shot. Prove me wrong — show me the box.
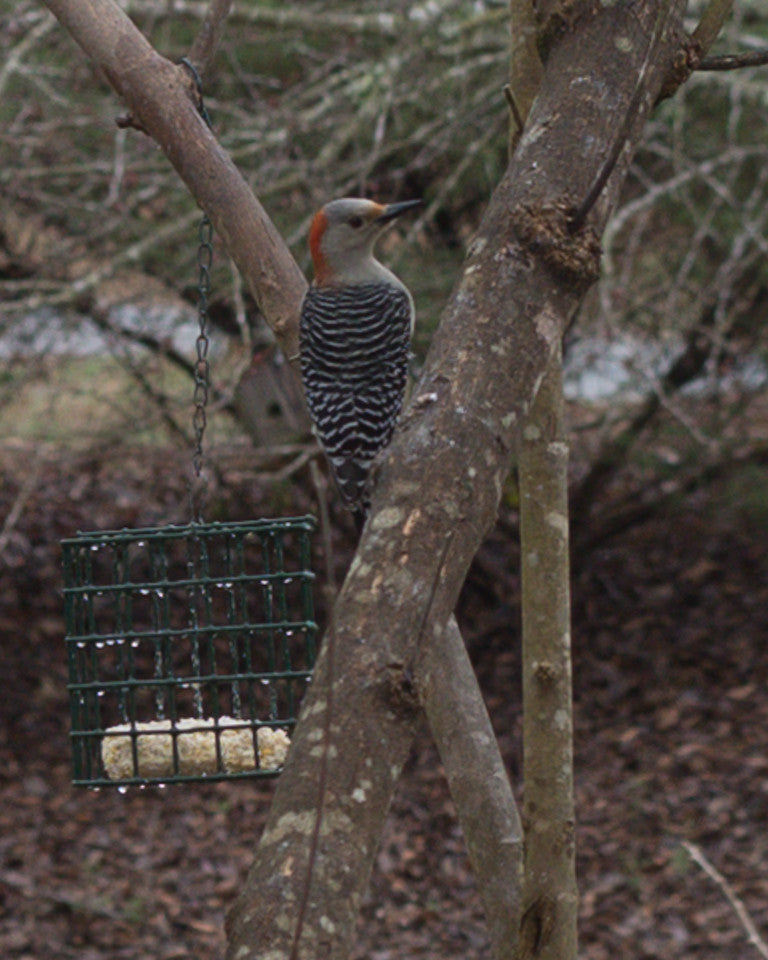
[683,842,768,960]
[188,0,232,77]
[570,303,717,528]
[691,0,735,58]
[42,0,307,360]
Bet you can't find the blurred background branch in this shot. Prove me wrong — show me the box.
[1,0,768,546]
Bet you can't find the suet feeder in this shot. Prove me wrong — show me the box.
[62,74,318,788]
[63,518,317,787]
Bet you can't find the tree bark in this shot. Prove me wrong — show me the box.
[518,349,576,960]
[419,617,524,960]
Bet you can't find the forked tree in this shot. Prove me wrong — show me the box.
[39,1,741,958]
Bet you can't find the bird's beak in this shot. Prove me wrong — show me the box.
[374,199,422,224]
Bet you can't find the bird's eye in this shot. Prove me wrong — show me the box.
[348,216,364,229]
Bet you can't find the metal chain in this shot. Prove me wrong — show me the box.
[192,215,213,486]
[180,57,214,521]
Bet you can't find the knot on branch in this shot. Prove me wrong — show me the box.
[532,659,560,683]
[536,0,595,62]
[381,660,422,715]
[115,111,149,135]
[657,36,701,102]
[519,893,557,958]
[512,200,601,291]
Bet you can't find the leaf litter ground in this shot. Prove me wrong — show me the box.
[1,441,766,959]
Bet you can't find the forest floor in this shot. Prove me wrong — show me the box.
[1,439,767,960]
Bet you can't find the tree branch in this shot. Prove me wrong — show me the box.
[682,841,768,960]
[188,0,232,77]
[507,0,544,154]
[42,0,307,360]
[570,304,716,528]
[691,0,735,59]
[698,49,768,71]
[518,347,576,960]
[419,616,524,960]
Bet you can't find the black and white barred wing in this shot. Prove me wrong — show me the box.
[299,283,413,515]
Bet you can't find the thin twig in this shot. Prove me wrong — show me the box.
[698,49,768,71]
[269,445,316,484]
[105,127,127,206]
[503,84,525,139]
[682,841,768,960]
[0,458,43,559]
[601,146,768,258]
[0,12,56,100]
[1,210,202,317]
[123,0,404,37]
[188,0,232,78]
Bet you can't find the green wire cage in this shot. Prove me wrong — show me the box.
[63,517,317,787]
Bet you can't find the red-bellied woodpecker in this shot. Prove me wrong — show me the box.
[299,197,421,529]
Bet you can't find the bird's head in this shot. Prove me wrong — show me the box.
[308,197,421,286]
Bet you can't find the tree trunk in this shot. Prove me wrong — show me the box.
[226,6,685,956]
[518,348,576,959]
